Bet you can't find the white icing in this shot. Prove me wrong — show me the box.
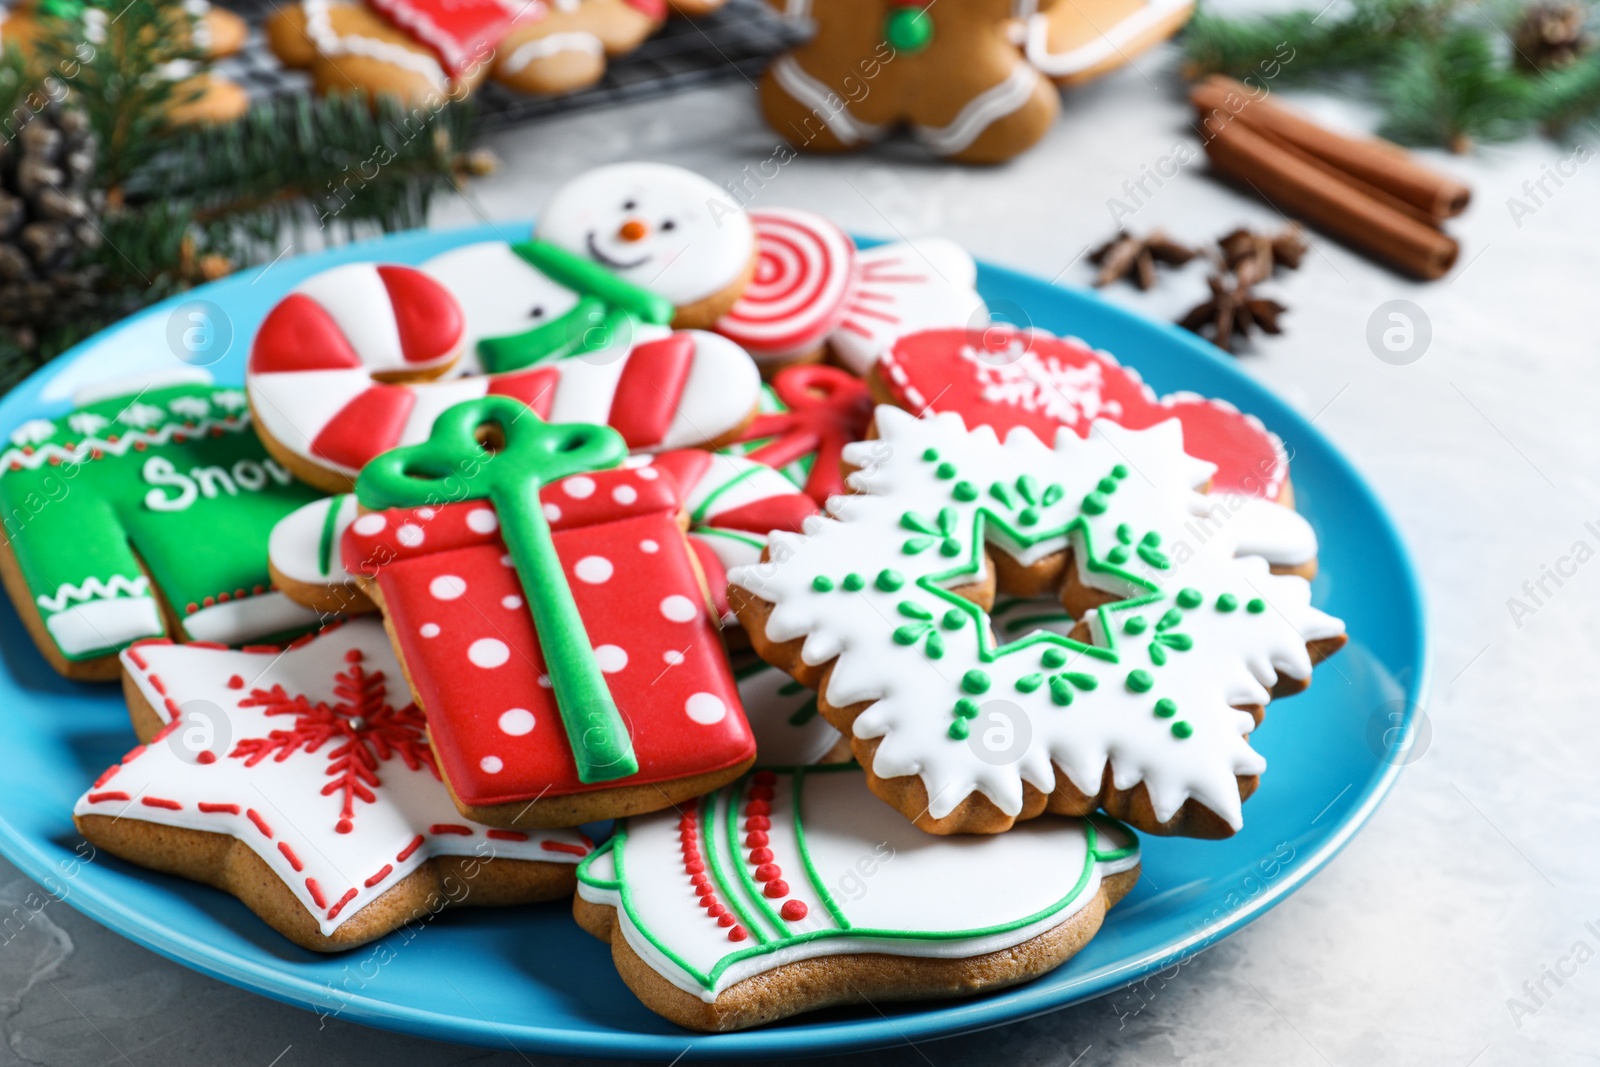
[735,661,840,766]
[537,162,756,308]
[911,63,1042,157]
[420,241,580,375]
[182,591,323,645]
[294,263,419,375]
[1022,0,1195,78]
[81,620,588,937]
[302,0,448,87]
[576,767,1139,1001]
[268,494,360,586]
[499,31,604,75]
[768,55,889,146]
[830,238,988,374]
[729,408,1344,829]
[44,592,163,657]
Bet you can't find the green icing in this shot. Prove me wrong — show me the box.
[1247,598,1267,614]
[1216,593,1238,612]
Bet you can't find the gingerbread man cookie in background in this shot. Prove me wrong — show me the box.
[2,0,251,124]
[492,0,664,97]
[762,0,1059,164]
[1015,0,1195,88]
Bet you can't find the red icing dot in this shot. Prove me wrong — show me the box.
[691,874,711,892]
[749,848,774,865]
[745,799,771,817]
[745,815,771,831]
[226,675,244,689]
[196,751,217,765]
[336,818,353,834]
[217,591,231,603]
[754,863,781,882]
[345,649,363,663]
[699,893,716,908]
[685,859,705,875]
[728,926,748,942]
[716,913,735,927]
[748,785,774,802]
[764,879,790,898]
[781,900,808,921]
[752,770,777,785]
[708,903,727,918]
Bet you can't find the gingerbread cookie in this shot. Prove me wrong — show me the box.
[873,326,1297,506]
[246,259,761,492]
[0,375,323,679]
[730,407,1346,838]
[1016,0,1196,88]
[75,619,589,951]
[493,0,664,97]
[713,208,987,372]
[762,0,1058,164]
[345,397,757,828]
[574,764,1140,1030]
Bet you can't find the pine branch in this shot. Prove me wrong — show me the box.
[1529,50,1600,130]
[1375,29,1539,149]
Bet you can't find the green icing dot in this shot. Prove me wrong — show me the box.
[1064,672,1098,690]
[1018,508,1039,526]
[811,576,834,593]
[1247,598,1267,614]
[1041,648,1068,668]
[941,610,966,630]
[1080,492,1108,515]
[1149,643,1168,666]
[1097,476,1119,494]
[955,698,980,719]
[1171,721,1194,739]
[1016,674,1044,693]
[939,540,962,558]
[875,569,904,592]
[1141,531,1161,547]
[925,632,945,659]
[1116,523,1133,545]
[884,7,934,52]
[892,625,925,646]
[1049,677,1075,706]
[903,537,933,555]
[1108,546,1130,564]
[1156,609,1183,631]
[1154,698,1178,719]
[948,719,970,740]
[898,601,932,620]
[922,447,939,462]
[1126,669,1154,693]
[961,670,990,695]
[953,481,978,502]
[842,573,865,591]
[935,462,957,480]
[1216,593,1238,612]
[1176,588,1203,609]
[1112,464,1129,478]
[1124,616,1148,635]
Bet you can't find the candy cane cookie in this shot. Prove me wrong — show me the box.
[247,260,762,492]
[574,764,1139,1030]
[730,407,1346,838]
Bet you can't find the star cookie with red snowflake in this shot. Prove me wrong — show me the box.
[74,619,590,952]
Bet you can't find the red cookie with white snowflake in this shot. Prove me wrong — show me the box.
[872,326,1294,504]
[74,619,590,952]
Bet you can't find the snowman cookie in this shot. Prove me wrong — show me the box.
[730,407,1346,838]
[246,258,762,493]
[574,764,1140,1031]
[76,619,590,951]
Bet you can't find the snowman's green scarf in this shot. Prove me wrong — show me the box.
[475,240,677,373]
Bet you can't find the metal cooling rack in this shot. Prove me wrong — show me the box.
[209,0,808,130]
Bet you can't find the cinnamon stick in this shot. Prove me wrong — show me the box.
[1195,113,1458,280]
[1192,76,1472,222]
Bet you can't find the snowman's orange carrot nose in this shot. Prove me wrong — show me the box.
[617,218,650,242]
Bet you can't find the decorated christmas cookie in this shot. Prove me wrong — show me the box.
[0,377,323,679]
[761,0,1058,164]
[247,259,761,492]
[1016,0,1196,88]
[721,364,873,505]
[494,0,665,97]
[345,398,757,827]
[730,407,1346,838]
[267,494,371,616]
[574,764,1140,1030]
[712,208,988,372]
[75,619,589,951]
[874,326,1295,504]
[733,659,845,765]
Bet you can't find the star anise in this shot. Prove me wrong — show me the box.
[1088,230,1197,290]
[1178,274,1287,353]
[1217,225,1309,286]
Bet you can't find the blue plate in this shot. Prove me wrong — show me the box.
[0,224,1427,1059]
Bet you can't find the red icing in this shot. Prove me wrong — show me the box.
[311,385,416,474]
[342,469,755,808]
[716,211,855,357]
[781,899,808,921]
[608,333,695,449]
[731,365,873,503]
[879,328,1289,499]
[249,293,361,374]
[364,0,519,78]
[485,366,561,416]
[763,879,790,898]
[378,265,465,365]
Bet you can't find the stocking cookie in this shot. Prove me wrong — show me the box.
[713,208,987,372]
[247,259,760,492]
[75,619,589,951]
[574,764,1140,1031]
[874,326,1296,505]
[762,0,1058,164]
[730,408,1346,838]
[345,398,757,828]
[493,0,665,97]
[0,375,323,679]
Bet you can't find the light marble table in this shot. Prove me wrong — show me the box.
[4,36,1598,1067]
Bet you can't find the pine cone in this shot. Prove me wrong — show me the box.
[0,96,105,347]
[1513,2,1592,71]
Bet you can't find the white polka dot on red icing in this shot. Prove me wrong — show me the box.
[594,645,628,673]
[397,523,424,547]
[480,755,503,774]
[660,595,697,622]
[663,650,684,665]
[503,595,523,609]
[536,675,552,688]
[543,503,562,522]
[499,708,535,736]
[613,485,638,505]
[430,575,467,600]
[575,556,613,584]
[564,476,595,499]
[686,693,727,725]
[467,508,498,534]
[353,513,386,536]
[418,508,436,520]
[637,467,659,480]
[501,554,514,567]
[420,622,440,638]
[640,539,659,554]
[468,638,509,668]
